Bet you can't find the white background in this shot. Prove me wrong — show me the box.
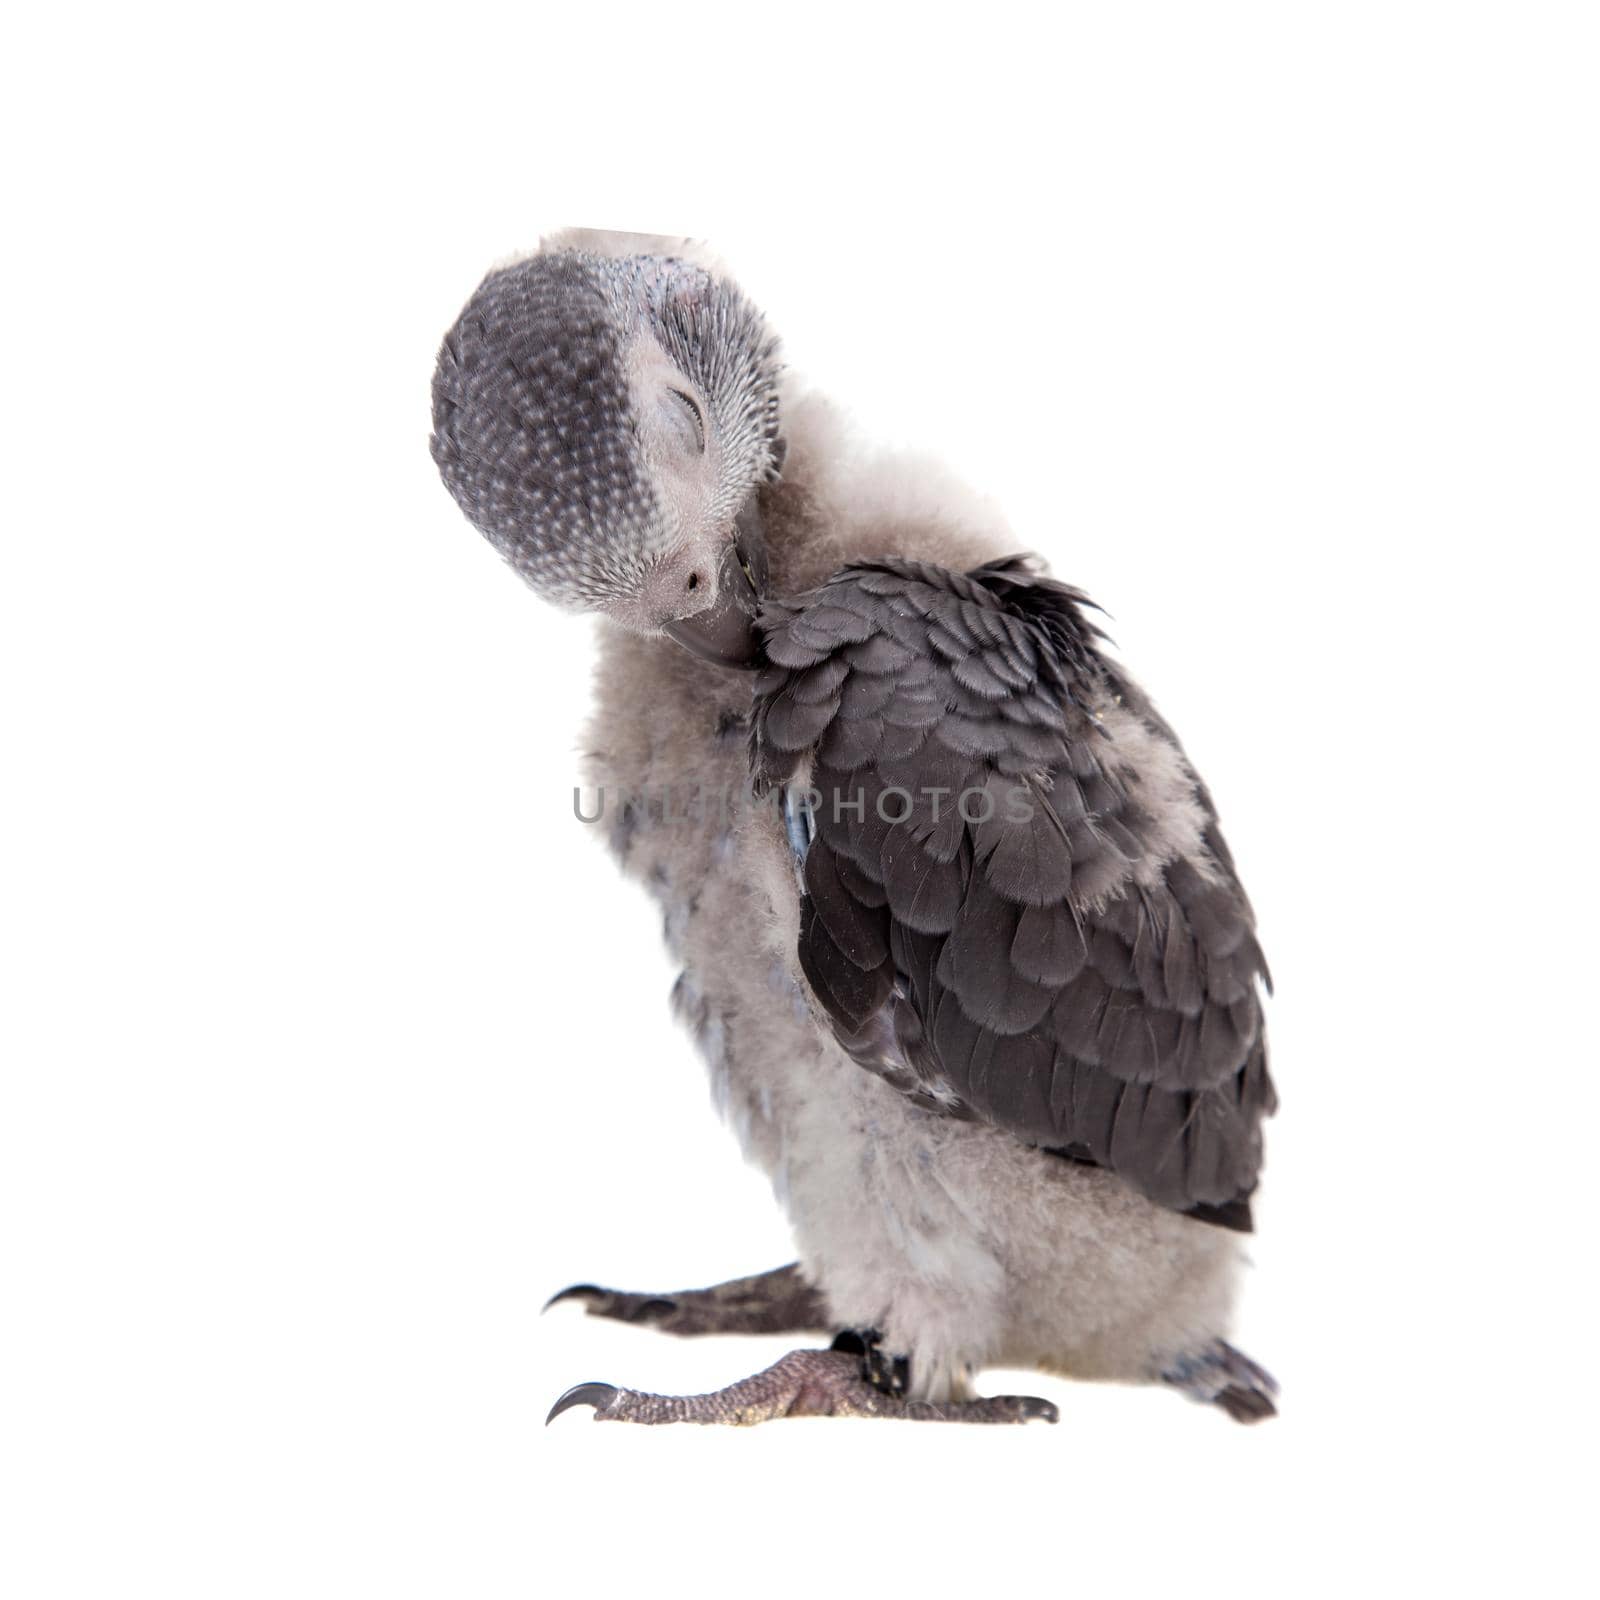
[4,3,1596,1595]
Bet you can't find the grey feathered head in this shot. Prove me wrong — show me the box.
[430,235,783,664]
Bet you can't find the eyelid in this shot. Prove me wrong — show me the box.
[667,386,706,454]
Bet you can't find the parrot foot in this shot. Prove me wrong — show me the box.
[545,1346,1058,1427]
[543,1261,827,1337]
[1161,1340,1279,1423]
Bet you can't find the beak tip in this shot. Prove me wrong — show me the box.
[662,609,763,668]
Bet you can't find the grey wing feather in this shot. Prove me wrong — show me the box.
[751,557,1276,1226]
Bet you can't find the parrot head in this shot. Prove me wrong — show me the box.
[430,236,783,666]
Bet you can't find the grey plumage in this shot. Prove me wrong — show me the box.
[432,252,661,605]
[751,557,1276,1224]
[430,231,1279,1423]
[432,239,779,649]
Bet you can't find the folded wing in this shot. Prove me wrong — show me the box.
[751,558,1276,1225]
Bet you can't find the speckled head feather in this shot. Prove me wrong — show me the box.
[430,243,783,622]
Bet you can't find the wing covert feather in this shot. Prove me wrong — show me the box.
[751,557,1276,1223]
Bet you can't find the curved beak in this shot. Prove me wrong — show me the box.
[661,496,768,669]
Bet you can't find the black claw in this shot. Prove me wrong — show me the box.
[863,1346,911,1399]
[542,1284,603,1313]
[1215,1384,1277,1424]
[542,1286,680,1323]
[830,1328,910,1398]
[1019,1397,1059,1424]
[546,1382,620,1425]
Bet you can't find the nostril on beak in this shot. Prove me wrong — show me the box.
[632,553,717,631]
[669,560,718,621]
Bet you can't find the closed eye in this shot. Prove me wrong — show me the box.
[667,387,707,455]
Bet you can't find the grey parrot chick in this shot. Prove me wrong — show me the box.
[431,241,781,661]
[430,231,1278,1428]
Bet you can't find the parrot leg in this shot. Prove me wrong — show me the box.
[545,1345,1058,1427]
[1161,1340,1279,1423]
[543,1262,828,1337]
